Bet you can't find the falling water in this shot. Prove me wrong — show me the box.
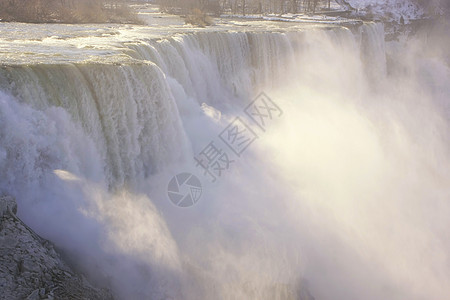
[0,20,449,300]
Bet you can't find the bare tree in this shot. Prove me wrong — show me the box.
[155,0,347,16]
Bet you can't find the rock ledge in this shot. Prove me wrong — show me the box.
[0,195,112,300]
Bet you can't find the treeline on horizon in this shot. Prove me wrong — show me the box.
[0,0,141,23]
[158,0,334,16]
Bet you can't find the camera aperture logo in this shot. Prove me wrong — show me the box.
[167,92,282,208]
[167,173,202,208]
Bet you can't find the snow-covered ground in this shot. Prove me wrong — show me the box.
[347,0,446,23]
[220,1,447,25]
[221,13,362,25]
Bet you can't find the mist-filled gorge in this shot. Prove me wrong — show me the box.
[0,2,449,300]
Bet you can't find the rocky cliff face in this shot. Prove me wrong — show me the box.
[0,195,112,300]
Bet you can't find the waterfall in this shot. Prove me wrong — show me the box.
[1,21,449,300]
[0,24,383,190]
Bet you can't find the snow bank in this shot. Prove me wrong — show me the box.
[346,0,446,23]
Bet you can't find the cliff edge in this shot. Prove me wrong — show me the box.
[0,195,112,300]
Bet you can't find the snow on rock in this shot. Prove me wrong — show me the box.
[335,0,354,11]
[350,0,422,22]
[0,195,113,300]
[344,0,447,23]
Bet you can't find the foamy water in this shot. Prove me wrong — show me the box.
[0,14,449,300]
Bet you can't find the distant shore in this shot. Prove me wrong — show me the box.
[0,1,143,24]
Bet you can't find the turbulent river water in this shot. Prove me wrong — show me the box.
[0,10,449,300]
